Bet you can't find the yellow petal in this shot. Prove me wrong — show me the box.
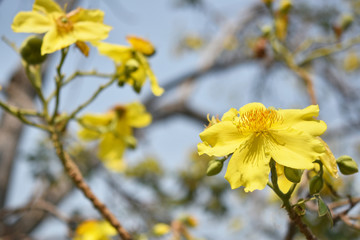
[41,28,76,54]
[33,0,63,14]
[74,220,116,240]
[238,102,266,114]
[68,8,105,22]
[95,42,132,63]
[98,133,126,162]
[278,105,327,136]
[276,164,294,193]
[199,121,244,157]
[318,138,338,178]
[80,113,114,126]
[78,128,101,141]
[73,21,112,41]
[127,35,156,56]
[78,113,114,141]
[104,157,127,172]
[224,138,271,191]
[137,53,164,96]
[99,221,117,236]
[268,128,325,169]
[125,102,152,128]
[153,223,171,236]
[221,108,238,121]
[12,11,52,33]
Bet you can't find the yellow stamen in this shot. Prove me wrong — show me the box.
[237,108,282,133]
[56,16,73,33]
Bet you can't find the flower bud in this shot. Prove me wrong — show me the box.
[309,175,323,195]
[262,0,273,7]
[206,159,224,176]
[125,59,140,73]
[284,166,303,183]
[336,155,358,175]
[341,14,353,31]
[261,25,272,37]
[20,36,47,65]
[279,0,292,14]
[153,223,170,236]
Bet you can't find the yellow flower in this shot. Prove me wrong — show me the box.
[94,36,164,96]
[78,102,151,171]
[73,220,116,240]
[153,223,171,236]
[12,0,112,55]
[198,103,327,192]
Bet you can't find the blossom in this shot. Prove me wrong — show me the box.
[198,103,327,192]
[12,0,112,55]
[78,102,151,171]
[73,220,116,240]
[94,36,164,96]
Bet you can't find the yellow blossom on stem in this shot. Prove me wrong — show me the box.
[198,103,328,192]
[12,0,112,55]
[78,102,151,171]
[73,220,116,240]
[94,36,164,96]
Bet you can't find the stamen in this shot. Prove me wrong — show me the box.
[56,16,73,33]
[236,107,282,133]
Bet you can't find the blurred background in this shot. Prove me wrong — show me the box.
[1,0,360,239]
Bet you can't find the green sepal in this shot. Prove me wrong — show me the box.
[315,195,333,227]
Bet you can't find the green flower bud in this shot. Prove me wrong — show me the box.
[341,14,354,31]
[125,59,140,73]
[309,175,323,195]
[20,36,46,65]
[206,159,224,176]
[284,166,303,183]
[336,155,358,175]
[261,25,272,37]
[279,0,292,14]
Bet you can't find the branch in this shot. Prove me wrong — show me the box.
[51,131,132,240]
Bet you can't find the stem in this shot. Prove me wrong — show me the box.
[0,100,48,131]
[51,130,132,240]
[47,71,113,101]
[51,48,68,123]
[25,64,49,119]
[67,75,118,121]
[269,160,317,240]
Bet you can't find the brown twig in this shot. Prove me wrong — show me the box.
[51,130,132,240]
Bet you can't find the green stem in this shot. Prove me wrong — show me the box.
[25,64,49,119]
[47,71,113,101]
[66,74,118,122]
[0,101,49,131]
[269,160,317,240]
[51,48,68,123]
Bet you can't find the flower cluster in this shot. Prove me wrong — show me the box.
[95,36,164,96]
[11,0,163,95]
[78,102,151,171]
[198,103,337,192]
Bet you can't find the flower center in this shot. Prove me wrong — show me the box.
[56,16,73,33]
[236,108,282,133]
